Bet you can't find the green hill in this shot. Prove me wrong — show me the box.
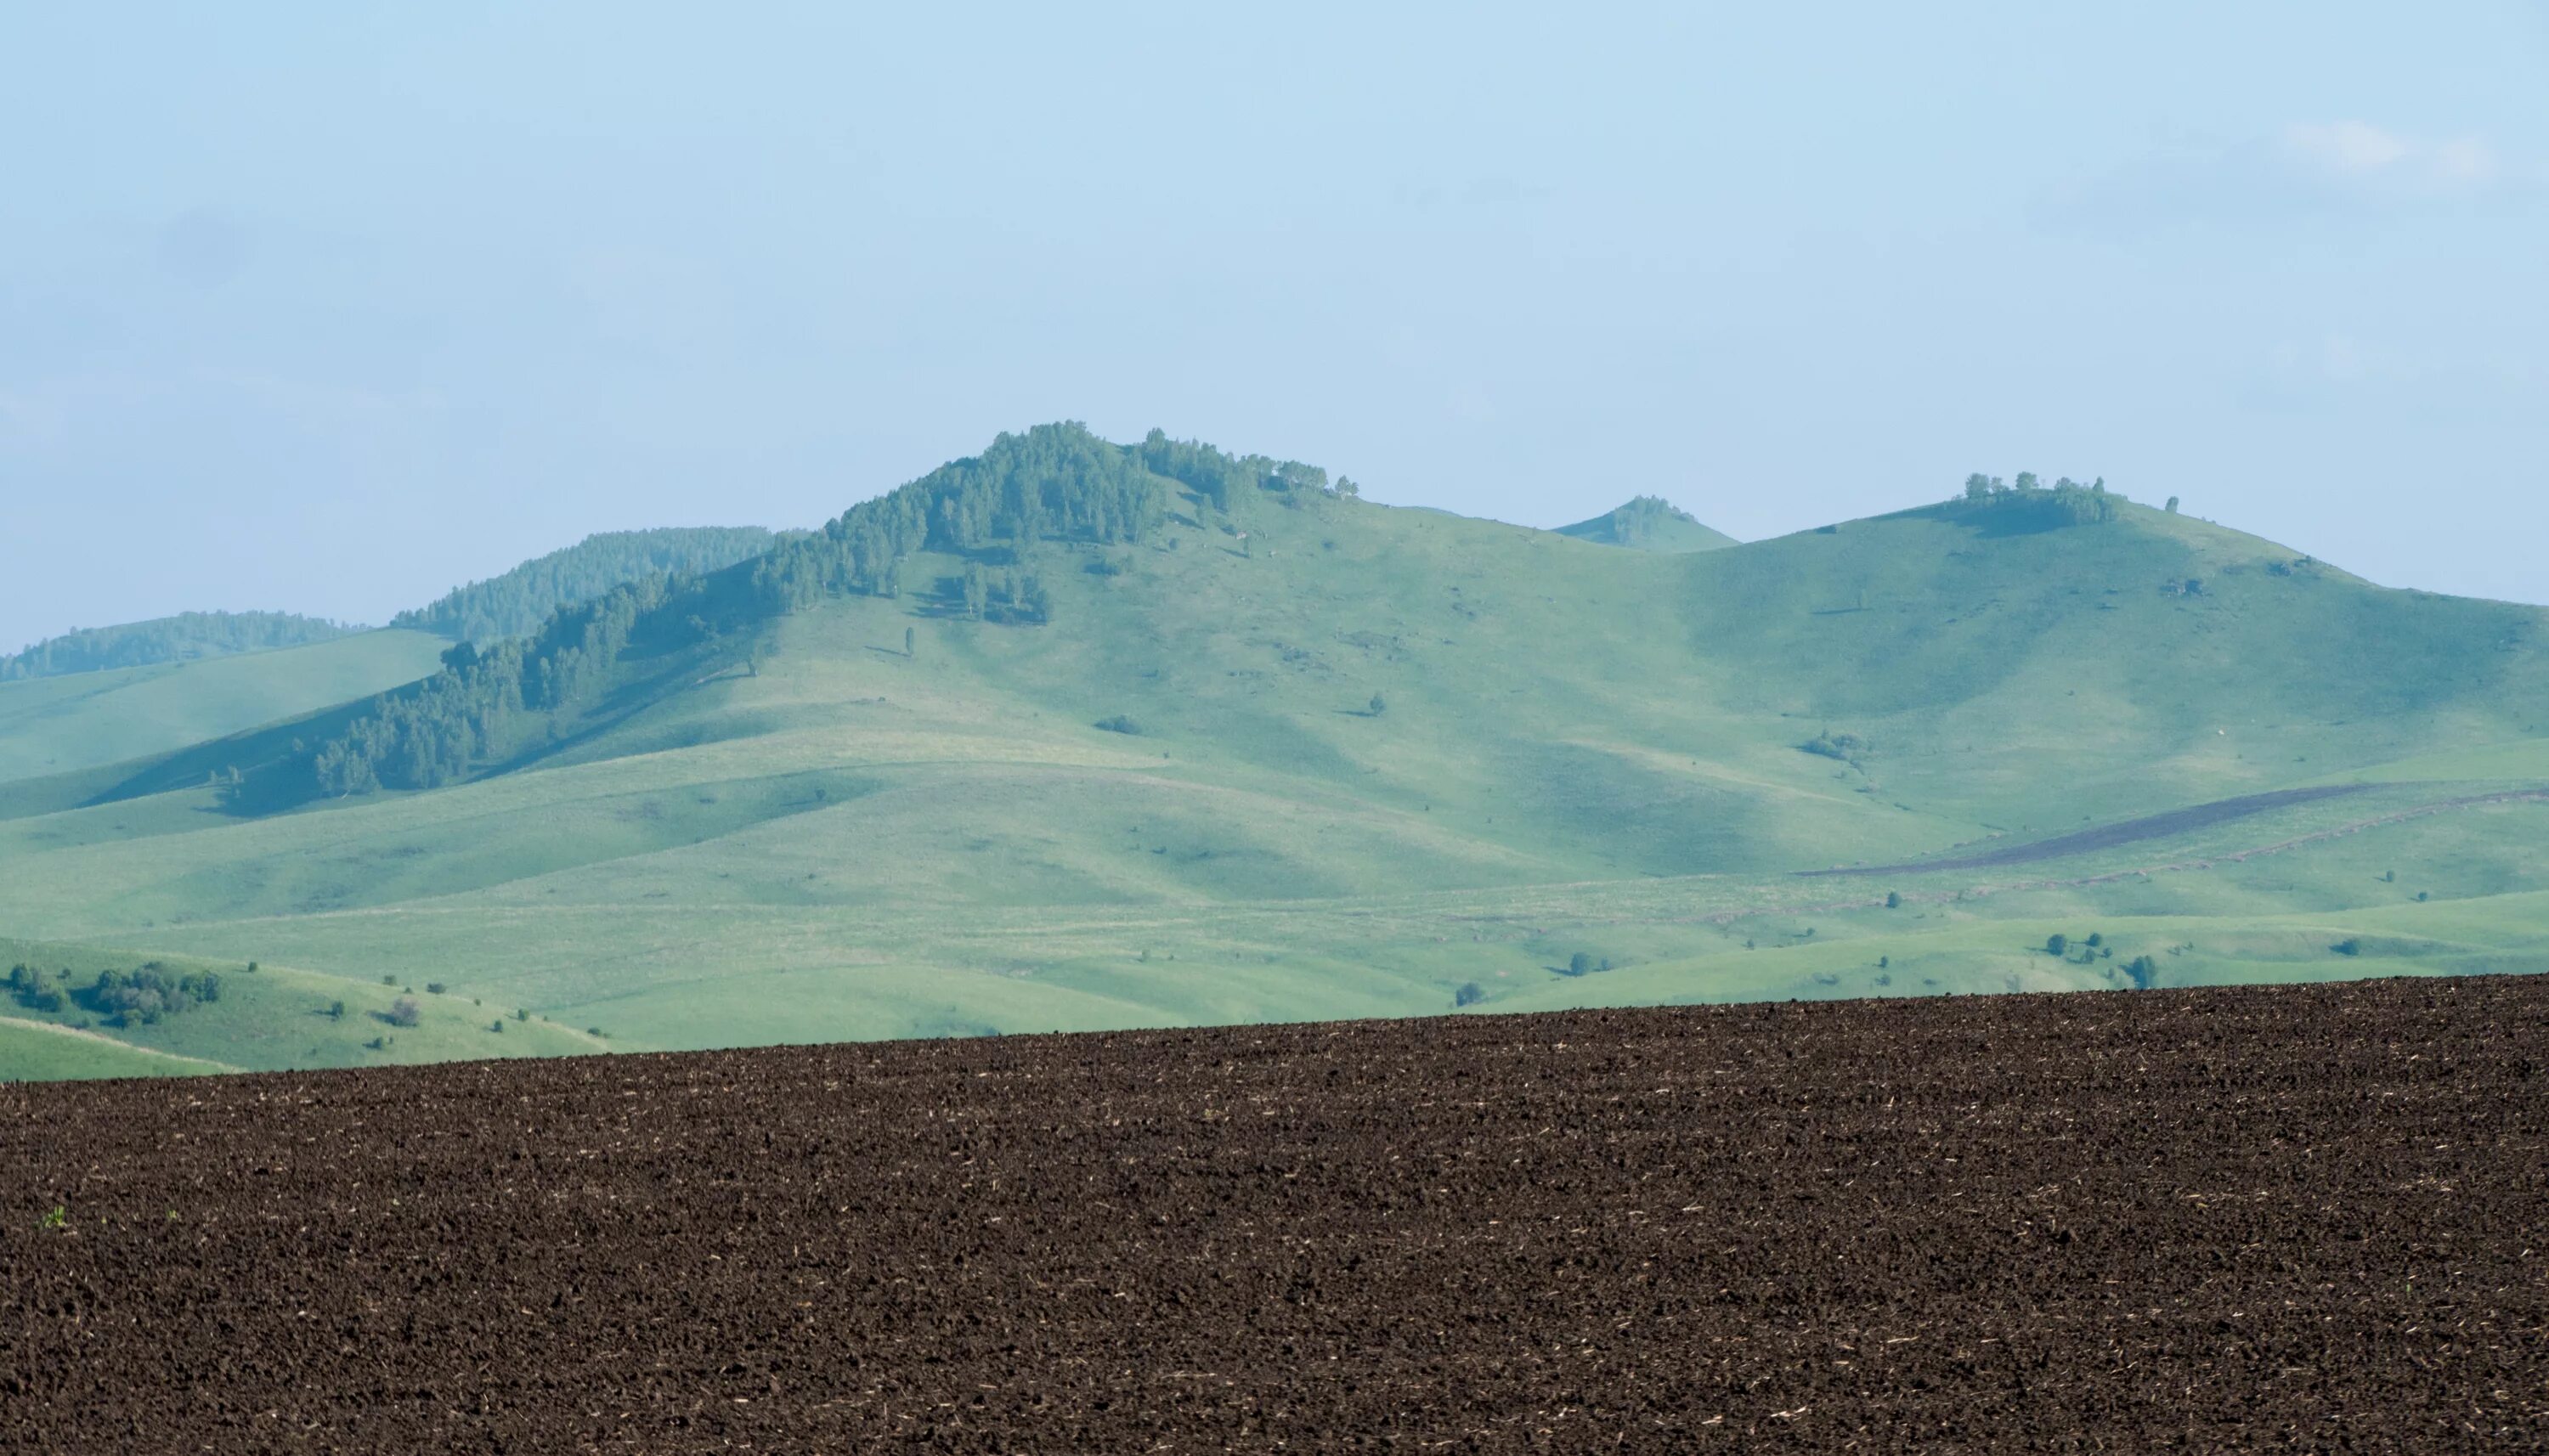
[393,526,783,642]
[3,610,363,681]
[0,629,451,786]
[1554,495,1736,552]
[2,424,2543,1080]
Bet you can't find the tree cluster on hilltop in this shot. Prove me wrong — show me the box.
[1601,496,1703,547]
[393,527,781,642]
[1959,472,2122,525]
[310,424,1336,795]
[1,611,363,681]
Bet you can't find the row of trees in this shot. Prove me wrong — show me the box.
[316,571,686,793]
[1,611,359,681]
[1961,472,2122,525]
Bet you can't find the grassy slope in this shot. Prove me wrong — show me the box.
[0,477,2542,1073]
[0,630,449,785]
[0,1020,232,1081]
[0,936,601,1081]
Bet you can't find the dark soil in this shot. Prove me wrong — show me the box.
[5,973,2544,1452]
[1799,784,2372,877]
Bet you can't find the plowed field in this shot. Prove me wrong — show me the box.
[5,975,2545,1452]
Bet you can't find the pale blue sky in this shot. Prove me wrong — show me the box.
[4,2,2546,650]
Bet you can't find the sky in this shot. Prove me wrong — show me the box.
[3,1,2546,651]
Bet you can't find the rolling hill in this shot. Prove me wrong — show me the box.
[2,610,364,681]
[0,629,451,786]
[3,424,2544,1079]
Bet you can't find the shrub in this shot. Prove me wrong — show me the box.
[1800,731,1866,760]
[386,996,421,1027]
[2331,938,2361,957]
[425,983,447,996]
[1566,951,1595,977]
[381,975,397,986]
[1885,891,1902,909]
[2045,934,2069,957]
[1094,715,1143,736]
[328,1001,345,1019]
[2084,933,2103,949]
[1453,982,1484,1007]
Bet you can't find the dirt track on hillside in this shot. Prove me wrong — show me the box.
[1797,783,2372,877]
[6,975,2546,1452]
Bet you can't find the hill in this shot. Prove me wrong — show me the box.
[0,629,450,786]
[1554,494,1736,551]
[6,974,2540,1448]
[2,610,362,681]
[0,423,2543,1077]
[392,526,782,642]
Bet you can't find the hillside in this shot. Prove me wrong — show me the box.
[1554,494,1736,551]
[1,423,2544,1077]
[393,526,782,642]
[2,610,362,681]
[0,629,449,786]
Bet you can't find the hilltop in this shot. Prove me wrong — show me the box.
[1554,494,1736,551]
[1,423,2544,1076]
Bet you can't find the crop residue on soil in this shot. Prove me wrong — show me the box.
[4,973,2545,1451]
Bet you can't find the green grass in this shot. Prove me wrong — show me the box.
[0,1019,233,1081]
[0,629,449,785]
[0,936,602,1081]
[1,460,2544,1075]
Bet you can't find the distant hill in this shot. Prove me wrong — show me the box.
[1555,496,1736,552]
[2,611,363,682]
[3,424,2546,1080]
[393,527,783,642]
[0,629,449,785]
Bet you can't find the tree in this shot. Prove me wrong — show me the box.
[1885,891,1902,909]
[387,996,421,1027]
[1964,473,1993,501]
[2014,471,2041,493]
[329,1001,345,1019]
[2083,933,2102,949]
[2045,934,2068,957]
[1453,982,1484,1007]
[1368,692,1388,716]
[904,626,916,657]
[2165,496,2180,514]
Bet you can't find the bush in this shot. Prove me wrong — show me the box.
[1800,731,1866,760]
[1094,715,1143,736]
[386,996,421,1027]
[425,983,447,996]
[1885,891,1902,909]
[2045,934,2069,957]
[2331,938,2361,957]
[328,1001,346,1019]
[1453,982,1484,1007]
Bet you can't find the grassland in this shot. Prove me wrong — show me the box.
[2,459,2544,1081]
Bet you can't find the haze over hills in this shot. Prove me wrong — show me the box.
[2,423,2544,1080]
